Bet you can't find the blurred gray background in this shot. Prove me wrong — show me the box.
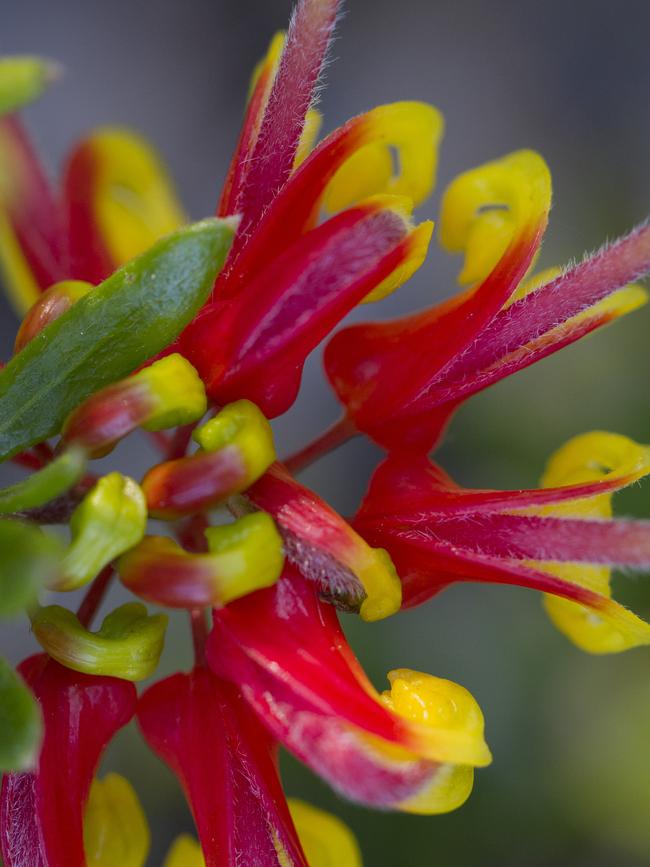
[2,1,650,865]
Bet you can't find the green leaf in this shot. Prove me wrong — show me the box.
[0,519,62,616]
[0,656,43,771]
[0,446,86,514]
[0,217,237,461]
[0,56,58,116]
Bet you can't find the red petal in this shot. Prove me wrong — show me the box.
[0,117,69,291]
[375,513,650,570]
[137,667,307,867]
[225,0,340,238]
[183,201,417,417]
[356,454,644,522]
[1,655,136,867]
[208,569,447,807]
[421,222,650,404]
[324,222,544,451]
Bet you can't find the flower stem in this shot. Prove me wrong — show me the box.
[190,608,209,665]
[76,565,114,628]
[283,415,357,475]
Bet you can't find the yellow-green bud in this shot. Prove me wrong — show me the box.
[32,602,167,681]
[57,473,147,591]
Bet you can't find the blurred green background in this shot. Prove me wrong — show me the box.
[2,0,650,864]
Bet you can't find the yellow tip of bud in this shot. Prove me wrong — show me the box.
[84,773,150,867]
[357,547,402,623]
[135,353,207,431]
[58,473,147,591]
[193,399,276,485]
[204,511,284,605]
[287,799,363,867]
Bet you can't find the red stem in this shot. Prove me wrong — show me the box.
[10,451,45,471]
[167,423,197,460]
[76,566,114,628]
[283,415,357,474]
[146,429,170,454]
[190,608,209,665]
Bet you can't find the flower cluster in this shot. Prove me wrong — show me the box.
[0,2,649,865]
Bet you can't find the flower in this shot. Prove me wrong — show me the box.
[354,433,650,653]
[0,0,649,865]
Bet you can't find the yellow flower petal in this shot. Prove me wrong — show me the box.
[163,835,206,867]
[439,150,552,286]
[85,127,185,266]
[287,799,363,867]
[84,773,150,867]
[324,102,444,213]
[536,431,650,653]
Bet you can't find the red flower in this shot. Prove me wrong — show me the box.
[0,0,649,863]
[354,433,650,652]
[1,655,136,866]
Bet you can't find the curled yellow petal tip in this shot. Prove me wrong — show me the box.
[439,149,552,286]
[538,431,650,653]
[84,773,150,867]
[325,101,444,214]
[381,668,492,768]
[32,602,167,681]
[193,399,276,485]
[58,473,147,591]
[287,799,363,867]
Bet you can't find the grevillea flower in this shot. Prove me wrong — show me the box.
[0,0,648,864]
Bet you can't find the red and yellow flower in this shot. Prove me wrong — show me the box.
[0,0,649,864]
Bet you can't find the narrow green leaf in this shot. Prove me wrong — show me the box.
[0,519,62,616]
[0,56,59,115]
[0,656,43,771]
[0,217,237,461]
[0,446,86,514]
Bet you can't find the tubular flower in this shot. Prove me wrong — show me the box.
[208,567,490,813]
[0,655,137,867]
[324,163,649,452]
[354,433,650,653]
[0,0,648,863]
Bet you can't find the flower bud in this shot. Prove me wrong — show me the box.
[119,512,283,608]
[14,280,93,354]
[142,400,275,519]
[56,473,147,591]
[61,354,207,458]
[31,602,167,682]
